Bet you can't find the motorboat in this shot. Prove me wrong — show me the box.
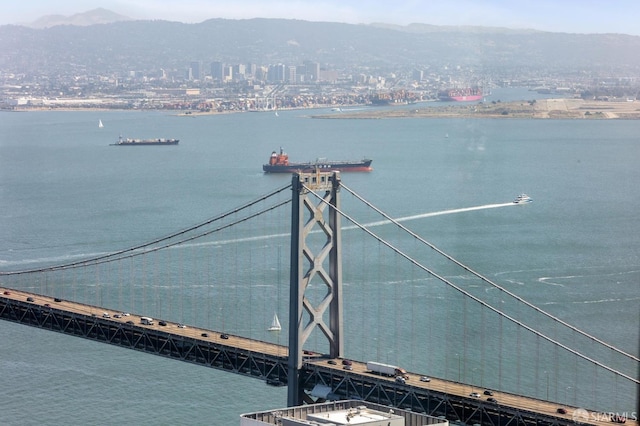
[513,194,532,204]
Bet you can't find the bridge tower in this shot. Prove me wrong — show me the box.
[288,171,344,406]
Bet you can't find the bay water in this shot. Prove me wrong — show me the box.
[1,88,638,424]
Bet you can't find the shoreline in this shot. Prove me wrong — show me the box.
[309,98,640,120]
[4,98,640,119]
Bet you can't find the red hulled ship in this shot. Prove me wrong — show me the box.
[438,87,483,102]
[263,148,372,173]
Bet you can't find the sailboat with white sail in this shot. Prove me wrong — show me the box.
[268,313,281,331]
[98,119,104,128]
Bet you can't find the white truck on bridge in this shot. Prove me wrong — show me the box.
[366,361,409,379]
[140,317,154,325]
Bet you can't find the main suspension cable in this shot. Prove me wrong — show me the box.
[2,184,292,275]
[306,184,638,384]
[341,183,640,364]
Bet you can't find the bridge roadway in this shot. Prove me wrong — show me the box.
[0,287,634,426]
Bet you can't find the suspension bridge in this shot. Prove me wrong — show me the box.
[0,171,637,426]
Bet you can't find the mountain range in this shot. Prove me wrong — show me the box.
[1,8,639,78]
[23,8,131,29]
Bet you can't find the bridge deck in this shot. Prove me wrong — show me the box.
[0,287,289,357]
[1,287,635,426]
[306,358,632,426]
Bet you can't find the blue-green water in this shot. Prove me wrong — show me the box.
[1,89,638,424]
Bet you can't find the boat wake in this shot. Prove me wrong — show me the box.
[345,202,516,229]
[541,296,640,306]
[538,269,640,287]
[170,202,518,249]
[0,251,112,268]
[1,202,517,268]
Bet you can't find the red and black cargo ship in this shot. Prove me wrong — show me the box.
[263,147,372,173]
[438,87,483,102]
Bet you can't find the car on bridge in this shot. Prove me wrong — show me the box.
[220,333,229,339]
[420,376,431,382]
[469,392,481,398]
[484,390,493,396]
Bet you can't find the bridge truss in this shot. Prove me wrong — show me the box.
[1,171,638,419]
[0,296,582,426]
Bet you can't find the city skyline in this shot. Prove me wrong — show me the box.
[5,0,640,36]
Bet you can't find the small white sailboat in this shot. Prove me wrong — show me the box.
[268,313,281,331]
[98,119,104,128]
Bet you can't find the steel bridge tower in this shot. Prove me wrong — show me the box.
[288,171,344,406]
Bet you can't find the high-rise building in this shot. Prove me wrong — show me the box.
[210,61,224,81]
[286,65,297,84]
[223,65,233,82]
[303,60,320,82]
[267,64,286,83]
[189,61,202,80]
[233,64,247,80]
[246,63,257,78]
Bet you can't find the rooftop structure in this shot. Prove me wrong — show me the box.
[240,400,448,426]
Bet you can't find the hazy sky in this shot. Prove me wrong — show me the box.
[5,0,640,36]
